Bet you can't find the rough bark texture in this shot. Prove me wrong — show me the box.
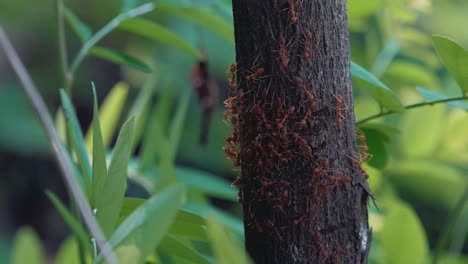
[226,0,372,263]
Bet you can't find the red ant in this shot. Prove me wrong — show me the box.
[351,155,370,180]
[252,104,272,130]
[293,204,311,225]
[249,212,264,233]
[308,159,329,187]
[328,175,352,186]
[266,220,284,240]
[228,64,236,93]
[291,131,312,155]
[276,106,295,129]
[275,190,289,214]
[333,244,344,264]
[246,67,265,81]
[288,0,298,24]
[293,76,314,125]
[357,129,369,162]
[304,32,311,60]
[335,95,347,126]
[277,36,289,69]
[313,231,330,260]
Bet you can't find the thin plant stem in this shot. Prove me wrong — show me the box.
[69,2,155,77]
[0,26,119,264]
[356,96,468,125]
[56,0,71,93]
[432,184,468,264]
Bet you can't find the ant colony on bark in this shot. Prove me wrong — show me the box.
[224,0,363,244]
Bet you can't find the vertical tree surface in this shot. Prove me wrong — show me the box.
[225,0,373,263]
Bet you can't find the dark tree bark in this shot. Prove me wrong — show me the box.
[225,0,373,263]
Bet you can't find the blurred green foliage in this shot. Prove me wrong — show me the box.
[0,0,468,263]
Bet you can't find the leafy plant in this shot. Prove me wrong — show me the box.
[1,0,468,263]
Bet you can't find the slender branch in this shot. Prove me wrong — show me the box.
[356,96,468,125]
[69,2,155,76]
[0,26,119,264]
[56,0,71,93]
[432,184,468,264]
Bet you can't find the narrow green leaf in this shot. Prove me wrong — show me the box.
[432,35,468,94]
[139,87,173,171]
[96,118,135,238]
[55,237,92,264]
[183,202,244,237]
[45,191,90,250]
[176,167,236,201]
[11,227,45,264]
[118,18,201,59]
[118,197,208,241]
[159,235,211,264]
[91,85,108,209]
[380,201,429,264]
[55,108,67,143]
[63,6,92,43]
[70,2,156,74]
[207,216,252,264]
[168,91,190,160]
[97,185,185,264]
[60,89,92,193]
[158,4,234,44]
[128,76,159,149]
[89,47,152,73]
[416,87,468,110]
[351,61,404,111]
[85,82,129,151]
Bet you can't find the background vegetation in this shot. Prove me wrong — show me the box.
[0,0,467,263]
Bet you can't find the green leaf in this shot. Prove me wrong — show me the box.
[400,103,445,158]
[168,91,190,161]
[432,35,468,94]
[118,197,208,240]
[70,2,156,73]
[351,61,404,112]
[98,184,185,264]
[380,201,429,264]
[55,237,92,264]
[85,82,129,151]
[183,202,244,237]
[63,6,92,43]
[89,47,152,73]
[95,118,135,238]
[55,108,67,143]
[11,227,45,264]
[158,4,234,44]
[127,76,159,149]
[60,89,92,193]
[416,87,468,110]
[176,167,237,201]
[90,85,108,209]
[159,235,211,264]
[385,161,465,209]
[359,128,389,169]
[207,216,251,264]
[139,87,173,171]
[45,191,89,249]
[118,18,201,59]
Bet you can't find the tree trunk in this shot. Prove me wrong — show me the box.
[226,0,373,263]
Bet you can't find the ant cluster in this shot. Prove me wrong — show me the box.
[223,0,359,245]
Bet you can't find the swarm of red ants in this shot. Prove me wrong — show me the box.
[219,0,372,257]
